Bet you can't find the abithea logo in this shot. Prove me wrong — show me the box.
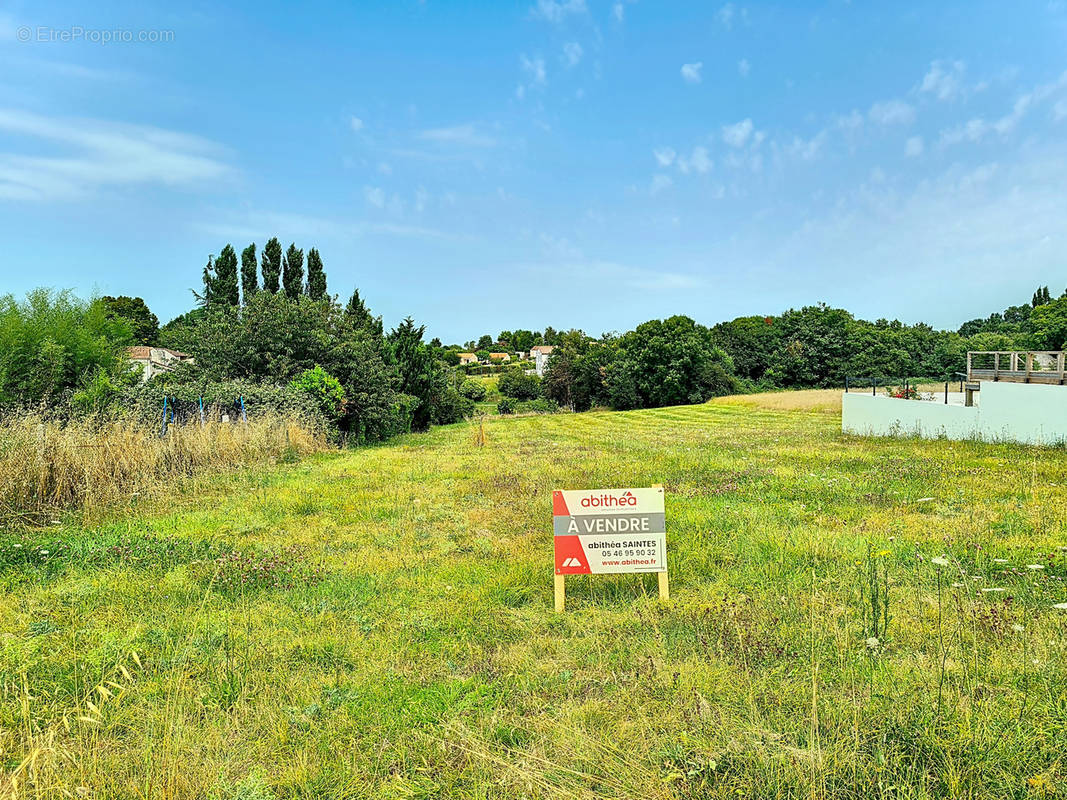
[561,557,583,567]
[579,490,637,508]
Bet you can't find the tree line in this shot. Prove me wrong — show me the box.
[3,252,1066,430]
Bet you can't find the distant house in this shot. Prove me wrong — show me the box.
[458,352,478,365]
[126,347,194,382]
[488,352,511,363]
[531,345,555,377]
[515,351,528,360]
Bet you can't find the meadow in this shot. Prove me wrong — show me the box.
[2,391,1066,798]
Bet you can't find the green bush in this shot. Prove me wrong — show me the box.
[119,375,327,429]
[431,386,475,425]
[459,378,487,401]
[0,289,133,410]
[516,398,558,414]
[497,397,516,415]
[497,368,541,400]
[290,366,346,421]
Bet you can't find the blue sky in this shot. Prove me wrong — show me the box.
[1,1,1066,342]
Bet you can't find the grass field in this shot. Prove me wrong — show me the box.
[3,398,1067,798]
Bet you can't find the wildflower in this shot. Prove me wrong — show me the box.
[39,549,49,555]
[981,588,1005,593]
[916,497,934,503]
[865,637,880,651]
[931,556,950,567]
[1012,624,1025,632]
[950,582,964,588]
[1053,603,1067,611]
[1027,564,1045,570]
[993,558,1009,564]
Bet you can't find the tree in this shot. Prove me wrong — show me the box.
[390,317,438,431]
[0,289,133,408]
[159,291,402,442]
[306,248,327,301]
[282,243,305,300]
[1033,286,1052,308]
[542,330,615,411]
[710,315,781,384]
[606,316,737,408]
[497,367,541,400]
[207,245,240,306]
[345,288,383,337]
[511,329,539,352]
[476,334,494,350]
[388,317,471,429]
[261,237,282,294]
[240,243,258,301]
[100,296,159,345]
[1030,297,1067,350]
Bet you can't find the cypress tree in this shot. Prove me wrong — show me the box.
[211,244,239,306]
[199,254,218,306]
[282,243,305,300]
[261,237,282,294]
[345,288,383,336]
[212,245,239,306]
[240,243,258,302]
[306,248,327,300]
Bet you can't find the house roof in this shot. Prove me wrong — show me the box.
[125,346,192,360]
[488,352,510,358]
[531,345,555,353]
[458,352,477,358]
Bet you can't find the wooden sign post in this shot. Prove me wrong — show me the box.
[552,484,669,612]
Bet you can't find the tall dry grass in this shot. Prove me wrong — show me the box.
[0,413,328,524]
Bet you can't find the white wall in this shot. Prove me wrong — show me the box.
[842,382,1067,445]
[979,382,1067,444]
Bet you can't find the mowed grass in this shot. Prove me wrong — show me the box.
[2,401,1067,798]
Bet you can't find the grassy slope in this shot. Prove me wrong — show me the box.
[2,397,1067,798]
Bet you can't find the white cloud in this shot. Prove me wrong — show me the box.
[680,62,703,84]
[722,118,754,148]
[653,147,676,167]
[737,58,750,77]
[350,116,364,132]
[418,123,496,147]
[717,3,735,28]
[520,54,547,86]
[919,60,966,101]
[868,100,915,126]
[363,186,386,208]
[650,173,673,195]
[612,2,625,21]
[414,186,428,213]
[940,118,988,146]
[905,136,924,157]
[0,108,230,201]
[783,131,827,161]
[529,0,587,23]
[562,42,583,68]
[678,146,712,174]
[377,162,392,175]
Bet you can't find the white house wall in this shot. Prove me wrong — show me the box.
[842,382,1067,445]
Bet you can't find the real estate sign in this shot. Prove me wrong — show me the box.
[553,487,667,575]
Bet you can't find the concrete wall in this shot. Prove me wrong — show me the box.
[842,382,1067,445]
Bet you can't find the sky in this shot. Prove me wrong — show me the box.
[1,1,1066,343]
